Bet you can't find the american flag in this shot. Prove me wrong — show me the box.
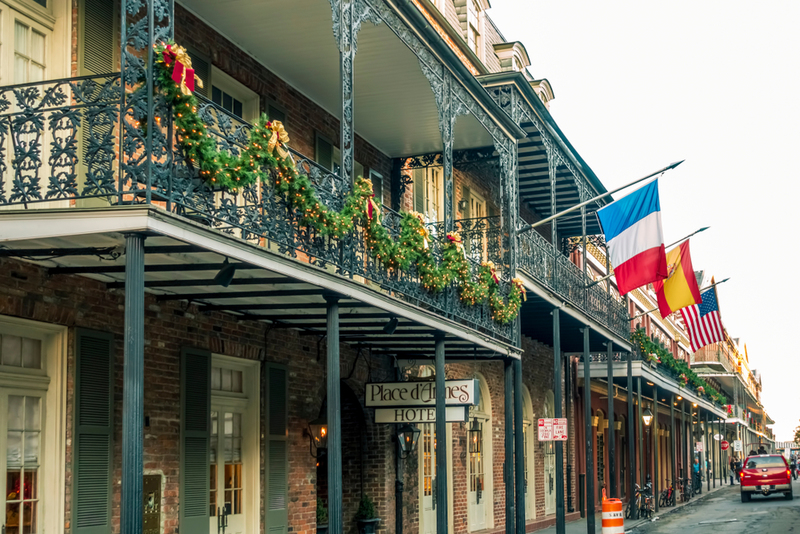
[680,288,725,353]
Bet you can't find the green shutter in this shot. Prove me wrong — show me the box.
[265,364,288,534]
[73,329,114,534]
[79,0,115,76]
[189,50,211,99]
[413,168,426,213]
[181,348,211,532]
[268,104,286,123]
[316,135,333,172]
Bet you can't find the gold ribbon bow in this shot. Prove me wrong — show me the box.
[482,261,500,284]
[446,231,464,254]
[512,278,527,301]
[267,121,290,160]
[411,212,430,249]
[163,44,203,96]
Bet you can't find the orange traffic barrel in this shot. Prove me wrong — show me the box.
[601,498,624,534]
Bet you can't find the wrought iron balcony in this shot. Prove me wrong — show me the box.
[0,76,514,343]
[516,223,629,339]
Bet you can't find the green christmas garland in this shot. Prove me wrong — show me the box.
[145,42,525,324]
[631,328,728,405]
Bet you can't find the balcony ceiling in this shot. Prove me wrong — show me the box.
[180,0,494,158]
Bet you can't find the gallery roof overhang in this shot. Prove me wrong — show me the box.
[578,358,727,419]
[0,207,520,360]
[479,71,610,237]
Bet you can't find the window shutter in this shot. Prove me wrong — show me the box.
[73,329,114,534]
[181,348,211,532]
[265,364,288,534]
[79,0,115,76]
[316,135,333,172]
[413,168,426,214]
[189,50,211,99]
[268,104,286,124]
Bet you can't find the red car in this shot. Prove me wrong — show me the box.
[740,454,793,502]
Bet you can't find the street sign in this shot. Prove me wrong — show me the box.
[374,406,467,424]
[696,441,704,452]
[733,440,743,452]
[365,379,479,407]
[538,418,568,441]
[721,440,730,451]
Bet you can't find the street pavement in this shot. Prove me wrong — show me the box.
[629,478,800,533]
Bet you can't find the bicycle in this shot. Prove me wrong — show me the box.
[681,477,693,502]
[658,480,675,508]
[640,483,655,519]
[625,483,642,520]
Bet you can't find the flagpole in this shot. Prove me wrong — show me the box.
[517,160,684,235]
[586,226,709,289]
[628,278,731,321]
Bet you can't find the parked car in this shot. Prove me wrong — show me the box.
[740,454,793,502]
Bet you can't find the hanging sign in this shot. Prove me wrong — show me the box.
[721,441,730,451]
[374,406,468,424]
[538,418,568,441]
[365,379,479,407]
[733,440,743,452]
[714,433,723,441]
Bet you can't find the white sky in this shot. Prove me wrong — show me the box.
[488,1,800,441]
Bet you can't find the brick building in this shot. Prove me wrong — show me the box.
[0,0,644,534]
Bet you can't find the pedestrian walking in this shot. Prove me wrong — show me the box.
[728,457,735,485]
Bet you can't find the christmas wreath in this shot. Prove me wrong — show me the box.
[142,42,525,324]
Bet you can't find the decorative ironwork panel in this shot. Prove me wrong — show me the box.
[0,75,121,206]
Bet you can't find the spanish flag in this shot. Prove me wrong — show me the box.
[652,240,702,317]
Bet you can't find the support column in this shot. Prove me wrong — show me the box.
[554,310,565,534]
[504,359,514,534]
[121,234,145,534]
[671,393,676,500]
[607,343,616,498]
[326,296,343,534]
[583,327,594,534]
[682,402,688,492]
[652,385,659,512]
[626,352,635,501]
[705,413,710,491]
[338,0,355,183]
[435,333,448,534]
[514,359,526,534]
[637,377,644,486]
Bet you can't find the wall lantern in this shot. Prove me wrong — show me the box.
[306,415,328,458]
[469,418,482,454]
[642,408,654,427]
[397,423,421,459]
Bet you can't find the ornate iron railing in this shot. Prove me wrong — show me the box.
[517,223,629,339]
[0,79,513,343]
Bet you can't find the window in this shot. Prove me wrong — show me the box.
[208,67,259,123]
[0,335,41,369]
[467,0,481,57]
[315,134,364,181]
[412,167,444,222]
[211,366,243,393]
[369,169,383,205]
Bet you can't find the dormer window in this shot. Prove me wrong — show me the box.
[467,0,481,57]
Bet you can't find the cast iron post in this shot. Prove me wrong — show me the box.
[671,393,676,499]
[514,358,526,534]
[434,333,448,534]
[606,342,615,498]
[505,358,515,534]
[637,377,644,487]
[326,296,342,534]
[554,309,565,534]
[653,384,659,512]
[627,351,635,502]
[583,327,594,534]
[121,233,145,534]
[706,412,711,492]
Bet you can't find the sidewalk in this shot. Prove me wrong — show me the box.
[532,481,732,534]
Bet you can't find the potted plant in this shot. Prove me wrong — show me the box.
[317,498,328,534]
[355,495,380,534]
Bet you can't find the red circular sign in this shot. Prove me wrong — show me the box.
[721,440,730,451]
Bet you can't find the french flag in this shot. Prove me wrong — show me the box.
[596,179,668,295]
